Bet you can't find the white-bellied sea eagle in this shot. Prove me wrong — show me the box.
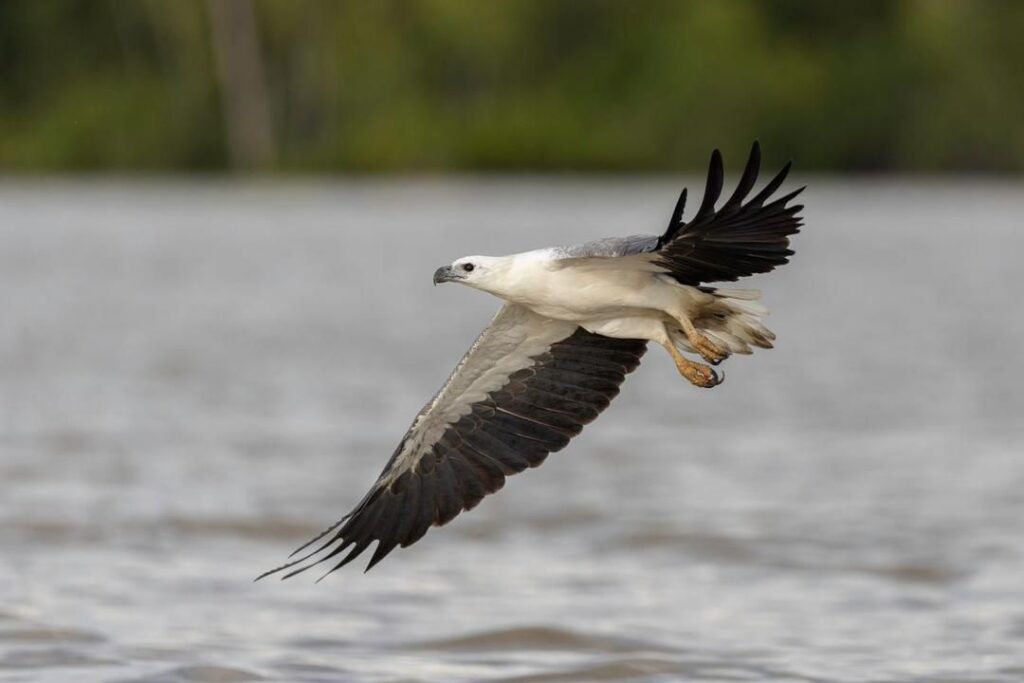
[259,142,804,579]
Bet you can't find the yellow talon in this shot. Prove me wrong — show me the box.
[675,315,728,365]
[664,339,724,388]
[691,332,727,365]
[677,358,722,388]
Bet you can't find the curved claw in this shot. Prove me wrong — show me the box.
[686,364,723,389]
[674,354,725,389]
[690,334,728,366]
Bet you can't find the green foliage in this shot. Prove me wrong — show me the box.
[1,0,1022,172]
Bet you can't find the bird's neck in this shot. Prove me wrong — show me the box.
[473,252,548,304]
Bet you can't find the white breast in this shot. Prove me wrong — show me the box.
[496,252,668,322]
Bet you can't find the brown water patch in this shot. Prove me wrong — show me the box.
[853,562,965,585]
[411,626,669,654]
[616,529,758,563]
[1,520,110,544]
[0,626,105,644]
[0,647,115,669]
[165,516,321,541]
[125,665,265,682]
[496,657,685,682]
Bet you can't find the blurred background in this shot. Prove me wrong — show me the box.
[2,3,1024,683]
[2,0,1024,174]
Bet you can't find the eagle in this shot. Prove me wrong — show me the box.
[259,142,803,580]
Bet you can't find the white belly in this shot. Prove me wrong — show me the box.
[579,315,672,343]
[503,264,675,321]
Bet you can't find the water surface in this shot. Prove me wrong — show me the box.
[1,179,1022,682]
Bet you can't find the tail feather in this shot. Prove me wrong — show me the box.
[703,328,752,355]
[685,288,775,359]
[705,287,763,302]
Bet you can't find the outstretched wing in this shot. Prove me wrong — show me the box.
[258,305,646,579]
[654,141,804,285]
[546,142,802,286]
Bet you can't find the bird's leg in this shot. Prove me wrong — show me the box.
[659,336,722,389]
[673,313,728,366]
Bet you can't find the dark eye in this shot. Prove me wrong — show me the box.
[462,263,475,272]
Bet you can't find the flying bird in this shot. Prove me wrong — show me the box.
[259,142,803,579]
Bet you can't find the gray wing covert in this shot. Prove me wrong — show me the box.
[551,234,659,259]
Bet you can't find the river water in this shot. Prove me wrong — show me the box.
[1,178,1022,682]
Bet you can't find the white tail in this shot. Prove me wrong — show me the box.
[681,288,776,357]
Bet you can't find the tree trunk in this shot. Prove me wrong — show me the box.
[206,0,275,170]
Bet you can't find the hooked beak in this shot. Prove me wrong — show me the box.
[432,265,460,285]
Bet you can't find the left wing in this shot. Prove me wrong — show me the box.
[547,142,804,286]
[653,141,804,285]
[258,304,646,578]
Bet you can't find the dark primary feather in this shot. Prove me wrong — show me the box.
[655,141,804,285]
[256,328,646,579]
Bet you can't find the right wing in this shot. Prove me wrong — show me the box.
[654,141,805,286]
[258,304,647,578]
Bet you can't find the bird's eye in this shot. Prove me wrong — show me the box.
[462,263,475,272]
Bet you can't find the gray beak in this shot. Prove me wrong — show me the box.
[433,265,457,285]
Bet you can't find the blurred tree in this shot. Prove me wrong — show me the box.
[0,0,1021,173]
[206,0,275,169]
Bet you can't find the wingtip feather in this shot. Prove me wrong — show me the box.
[723,140,762,210]
[695,149,725,219]
[749,160,792,207]
[286,516,348,559]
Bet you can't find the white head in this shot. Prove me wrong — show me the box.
[432,255,510,293]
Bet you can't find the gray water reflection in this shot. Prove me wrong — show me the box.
[1,179,1022,682]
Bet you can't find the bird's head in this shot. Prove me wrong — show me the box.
[432,255,508,292]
